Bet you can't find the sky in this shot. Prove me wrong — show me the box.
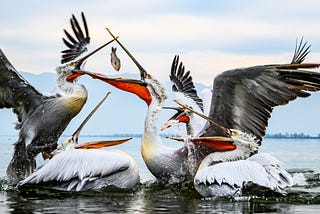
[2,0,320,136]
[1,0,320,86]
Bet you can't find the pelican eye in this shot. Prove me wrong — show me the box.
[230,129,239,136]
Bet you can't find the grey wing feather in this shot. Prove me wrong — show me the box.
[202,39,320,141]
[170,55,203,111]
[0,49,44,125]
[61,12,90,64]
[290,38,311,64]
[203,64,320,142]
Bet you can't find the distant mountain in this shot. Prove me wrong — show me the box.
[1,71,320,137]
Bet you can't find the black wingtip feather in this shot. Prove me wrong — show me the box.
[60,12,90,64]
[291,37,311,64]
[169,55,204,111]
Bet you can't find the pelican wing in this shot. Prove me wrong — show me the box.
[19,149,138,191]
[194,159,287,196]
[170,55,203,111]
[202,40,319,140]
[248,153,293,188]
[0,49,44,125]
[202,63,320,141]
[61,12,90,64]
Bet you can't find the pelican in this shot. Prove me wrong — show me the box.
[162,40,319,197]
[162,38,313,138]
[19,93,139,191]
[89,34,320,187]
[0,12,117,184]
[81,30,222,183]
[194,138,294,197]
[161,55,212,137]
[174,104,294,197]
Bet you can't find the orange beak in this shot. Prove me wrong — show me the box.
[165,135,236,152]
[190,136,236,151]
[74,137,132,149]
[79,70,152,105]
[66,71,85,82]
[161,107,189,131]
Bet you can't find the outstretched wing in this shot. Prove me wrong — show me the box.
[170,55,203,111]
[202,40,320,141]
[0,49,44,126]
[61,12,90,64]
[194,158,290,196]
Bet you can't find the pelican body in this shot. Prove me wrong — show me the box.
[86,32,320,185]
[19,141,139,191]
[162,41,320,197]
[1,12,116,184]
[193,131,293,197]
[0,52,87,184]
[88,71,217,183]
[18,93,139,191]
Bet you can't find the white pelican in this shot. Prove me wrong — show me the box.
[167,102,294,196]
[0,12,117,184]
[19,93,139,191]
[94,34,320,188]
[192,130,293,197]
[85,30,320,184]
[81,30,230,183]
[162,40,318,196]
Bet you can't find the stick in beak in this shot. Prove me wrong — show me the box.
[106,28,148,81]
[73,37,119,69]
[161,106,189,131]
[173,99,230,137]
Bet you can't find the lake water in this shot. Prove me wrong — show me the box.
[0,135,320,213]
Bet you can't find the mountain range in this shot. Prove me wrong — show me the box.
[1,71,320,137]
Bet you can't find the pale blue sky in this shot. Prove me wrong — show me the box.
[1,0,320,136]
[1,0,320,85]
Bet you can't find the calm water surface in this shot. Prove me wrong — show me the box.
[0,136,320,213]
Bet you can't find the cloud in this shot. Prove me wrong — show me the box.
[1,0,320,84]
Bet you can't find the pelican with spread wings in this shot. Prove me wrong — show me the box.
[0,12,117,184]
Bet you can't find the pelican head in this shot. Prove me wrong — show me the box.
[160,107,189,131]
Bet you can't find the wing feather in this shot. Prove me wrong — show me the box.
[0,49,44,125]
[202,41,320,141]
[19,149,134,191]
[170,55,203,111]
[194,156,292,196]
[61,12,90,64]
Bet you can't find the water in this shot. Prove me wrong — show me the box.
[1,136,320,213]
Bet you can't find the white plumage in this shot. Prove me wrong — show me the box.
[19,148,139,191]
[194,153,293,197]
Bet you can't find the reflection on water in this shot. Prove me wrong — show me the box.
[1,136,320,213]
